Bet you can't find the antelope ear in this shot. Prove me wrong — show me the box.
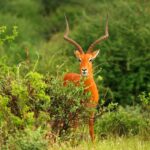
[74,50,81,59]
[91,50,100,59]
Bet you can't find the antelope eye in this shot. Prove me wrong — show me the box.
[89,58,93,62]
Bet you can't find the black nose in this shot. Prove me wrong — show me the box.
[82,68,87,72]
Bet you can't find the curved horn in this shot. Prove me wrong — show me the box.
[87,15,109,53]
[64,16,84,54]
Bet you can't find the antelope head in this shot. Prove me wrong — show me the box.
[64,16,109,77]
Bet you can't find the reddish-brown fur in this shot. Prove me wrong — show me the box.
[63,15,109,141]
[63,52,99,141]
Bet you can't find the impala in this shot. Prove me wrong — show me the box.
[63,15,109,141]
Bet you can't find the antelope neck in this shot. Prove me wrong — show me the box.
[82,75,95,86]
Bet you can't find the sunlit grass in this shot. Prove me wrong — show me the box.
[48,136,150,150]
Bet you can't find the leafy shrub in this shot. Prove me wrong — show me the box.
[95,106,150,139]
[0,61,51,142]
[0,0,150,105]
[46,75,92,137]
[139,92,150,126]
[139,92,150,106]
[0,1,150,146]
[40,0,150,106]
[0,26,18,45]
[0,60,93,145]
[1,128,48,150]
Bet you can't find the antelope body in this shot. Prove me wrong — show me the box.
[63,16,109,141]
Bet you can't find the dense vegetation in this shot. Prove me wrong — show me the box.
[0,0,150,149]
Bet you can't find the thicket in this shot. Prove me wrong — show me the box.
[0,50,92,148]
[95,106,150,139]
[0,0,150,149]
[0,0,149,105]
[0,59,149,149]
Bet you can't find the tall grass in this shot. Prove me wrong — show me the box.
[48,136,150,150]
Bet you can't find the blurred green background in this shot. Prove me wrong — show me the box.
[0,0,150,105]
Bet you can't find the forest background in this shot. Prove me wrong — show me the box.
[0,0,149,149]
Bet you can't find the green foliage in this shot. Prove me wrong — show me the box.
[36,0,150,105]
[0,61,51,142]
[139,92,150,120]
[139,92,150,105]
[0,0,150,105]
[64,0,150,105]
[46,76,92,137]
[0,61,92,146]
[2,128,48,150]
[95,106,150,139]
[0,55,149,149]
[0,0,150,148]
[0,26,18,45]
[26,72,50,111]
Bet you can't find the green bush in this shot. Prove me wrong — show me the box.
[1,128,48,150]
[95,106,150,139]
[0,60,92,145]
[139,92,150,106]
[0,0,150,105]
[0,0,150,147]
[0,61,51,142]
[46,75,92,137]
[39,0,150,105]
